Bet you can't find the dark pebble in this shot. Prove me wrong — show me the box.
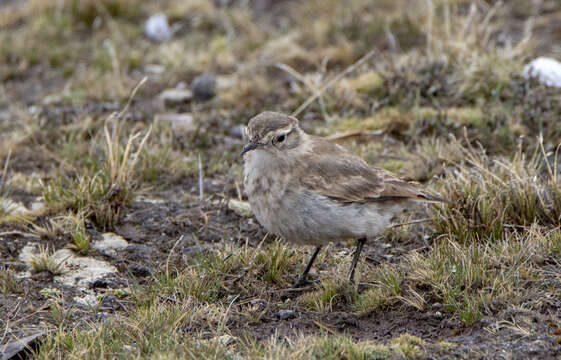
[192,74,216,101]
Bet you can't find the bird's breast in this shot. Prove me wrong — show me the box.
[243,151,293,236]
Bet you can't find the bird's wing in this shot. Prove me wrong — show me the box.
[297,137,448,203]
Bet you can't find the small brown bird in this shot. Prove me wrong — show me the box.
[242,112,447,287]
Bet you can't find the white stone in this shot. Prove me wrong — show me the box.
[523,57,561,88]
[18,244,37,264]
[145,13,172,42]
[93,232,129,256]
[159,88,193,105]
[53,249,117,288]
[19,245,118,288]
[228,199,253,217]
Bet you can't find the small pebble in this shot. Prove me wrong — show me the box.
[250,299,267,307]
[213,335,238,346]
[192,74,216,101]
[277,309,295,320]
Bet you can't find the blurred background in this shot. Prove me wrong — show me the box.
[1,1,561,169]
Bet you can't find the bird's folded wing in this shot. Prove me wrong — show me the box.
[298,138,448,204]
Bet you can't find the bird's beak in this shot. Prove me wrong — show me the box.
[241,141,259,156]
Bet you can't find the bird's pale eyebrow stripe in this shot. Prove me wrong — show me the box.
[263,126,294,140]
[284,128,295,136]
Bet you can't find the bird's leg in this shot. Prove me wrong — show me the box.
[348,238,366,284]
[293,246,322,288]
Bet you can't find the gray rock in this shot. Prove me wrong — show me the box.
[192,74,216,101]
[128,264,151,277]
[277,309,295,320]
[93,233,129,257]
[1,332,45,360]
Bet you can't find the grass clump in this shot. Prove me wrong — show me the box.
[37,296,229,359]
[254,239,296,284]
[354,264,405,316]
[68,214,90,255]
[432,138,561,243]
[0,270,23,294]
[356,225,561,326]
[156,239,303,303]
[299,276,358,313]
[0,195,15,219]
[42,172,126,230]
[171,253,234,303]
[245,332,427,359]
[41,82,151,229]
[292,333,391,359]
[28,245,65,275]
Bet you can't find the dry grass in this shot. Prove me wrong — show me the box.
[28,245,65,275]
[432,137,561,243]
[39,80,151,229]
[0,270,22,294]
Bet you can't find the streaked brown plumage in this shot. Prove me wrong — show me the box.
[242,111,447,287]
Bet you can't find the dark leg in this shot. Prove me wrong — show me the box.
[293,246,322,288]
[348,238,366,283]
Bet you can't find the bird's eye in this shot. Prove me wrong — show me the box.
[276,135,285,143]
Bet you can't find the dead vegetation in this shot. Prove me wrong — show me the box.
[1,0,561,358]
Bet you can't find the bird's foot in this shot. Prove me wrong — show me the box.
[292,276,311,288]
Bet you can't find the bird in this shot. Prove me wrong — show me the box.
[241,111,448,287]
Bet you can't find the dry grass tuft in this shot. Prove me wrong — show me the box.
[432,137,561,243]
[41,79,151,228]
[28,245,65,275]
[0,270,22,294]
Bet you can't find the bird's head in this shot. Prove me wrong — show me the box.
[241,112,303,156]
